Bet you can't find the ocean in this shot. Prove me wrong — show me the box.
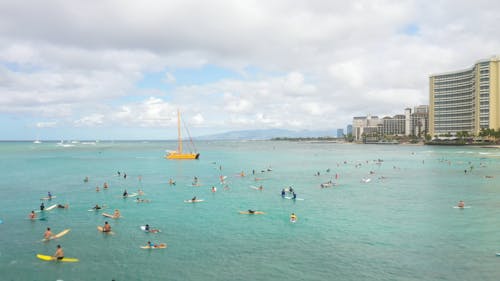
[0,140,500,281]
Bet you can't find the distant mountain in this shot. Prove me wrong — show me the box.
[196,129,336,140]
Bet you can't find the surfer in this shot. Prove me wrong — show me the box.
[113,209,121,218]
[191,196,197,202]
[44,227,53,239]
[457,200,465,208]
[84,176,89,183]
[248,209,256,214]
[48,191,52,200]
[281,189,286,198]
[40,202,45,211]
[147,241,161,248]
[93,204,102,210]
[96,185,100,192]
[258,185,263,191]
[211,186,217,192]
[290,213,297,222]
[169,178,176,185]
[29,210,36,219]
[103,221,111,232]
[123,190,128,197]
[292,192,297,200]
[57,204,68,209]
[103,182,109,189]
[53,245,64,260]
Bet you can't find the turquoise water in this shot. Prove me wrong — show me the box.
[1,141,500,280]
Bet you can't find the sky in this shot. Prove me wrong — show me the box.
[1,0,499,140]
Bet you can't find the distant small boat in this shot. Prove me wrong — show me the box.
[33,140,42,144]
[165,109,199,160]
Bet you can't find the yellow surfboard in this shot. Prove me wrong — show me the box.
[36,254,79,262]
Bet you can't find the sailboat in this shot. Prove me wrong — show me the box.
[165,109,200,160]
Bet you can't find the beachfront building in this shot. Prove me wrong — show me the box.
[337,128,344,138]
[429,56,500,137]
[346,125,353,135]
[381,115,406,136]
[352,105,428,142]
[353,115,382,141]
[411,105,429,137]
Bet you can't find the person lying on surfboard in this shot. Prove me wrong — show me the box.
[146,241,165,248]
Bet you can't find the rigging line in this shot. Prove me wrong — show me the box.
[181,113,197,153]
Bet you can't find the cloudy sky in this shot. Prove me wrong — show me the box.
[1,0,499,140]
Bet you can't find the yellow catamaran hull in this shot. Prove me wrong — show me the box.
[165,152,200,160]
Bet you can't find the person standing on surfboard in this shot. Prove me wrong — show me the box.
[53,245,64,260]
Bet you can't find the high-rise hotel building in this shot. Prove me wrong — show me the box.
[429,56,500,137]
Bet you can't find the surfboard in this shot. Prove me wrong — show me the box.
[43,229,71,241]
[37,254,79,262]
[45,204,58,211]
[102,213,120,219]
[29,217,47,221]
[239,211,265,215]
[496,253,500,256]
[284,197,304,201]
[453,206,471,208]
[140,226,160,233]
[140,243,167,249]
[40,196,57,200]
[184,199,204,203]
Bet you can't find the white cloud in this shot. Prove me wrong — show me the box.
[36,121,57,128]
[1,0,500,138]
[163,72,176,84]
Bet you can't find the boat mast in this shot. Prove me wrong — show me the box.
[177,109,182,153]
